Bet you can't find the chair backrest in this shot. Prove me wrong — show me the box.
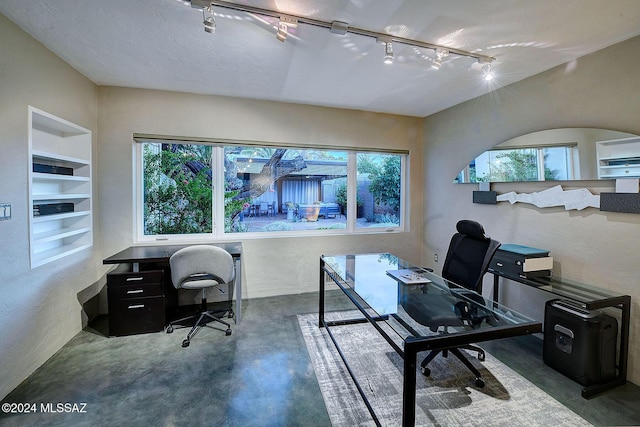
[441,220,501,292]
[169,245,235,289]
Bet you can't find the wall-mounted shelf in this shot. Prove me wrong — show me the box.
[28,106,93,268]
[596,137,640,179]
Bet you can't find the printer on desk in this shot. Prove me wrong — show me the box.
[488,243,553,279]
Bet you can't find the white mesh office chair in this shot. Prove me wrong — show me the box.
[166,245,234,347]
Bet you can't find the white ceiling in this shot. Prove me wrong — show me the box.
[2,0,640,117]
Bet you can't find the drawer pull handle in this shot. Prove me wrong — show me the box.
[128,304,145,310]
[127,289,144,294]
[496,262,503,267]
[126,277,144,282]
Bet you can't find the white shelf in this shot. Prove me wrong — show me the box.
[32,210,90,223]
[28,106,93,268]
[34,226,92,243]
[32,193,92,201]
[31,242,93,268]
[596,136,640,180]
[32,172,91,182]
[32,150,90,167]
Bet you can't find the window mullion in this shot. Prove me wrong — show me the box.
[213,146,225,238]
[345,152,356,232]
[537,148,545,181]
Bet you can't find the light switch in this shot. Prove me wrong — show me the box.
[0,203,11,221]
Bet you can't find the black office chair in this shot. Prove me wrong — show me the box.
[404,220,500,387]
[166,245,234,347]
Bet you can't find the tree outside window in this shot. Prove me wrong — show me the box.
[139,142,405,238]
[143,143,212,235]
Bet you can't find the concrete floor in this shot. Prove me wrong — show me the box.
[1,291,639,426]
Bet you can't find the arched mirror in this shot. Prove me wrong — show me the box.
[454,128,640,183]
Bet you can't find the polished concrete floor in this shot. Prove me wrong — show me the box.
[1,291,639,427]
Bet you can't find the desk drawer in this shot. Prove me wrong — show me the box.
[108,282,164,300]
[109,296,165,336]
[107,270,163,287]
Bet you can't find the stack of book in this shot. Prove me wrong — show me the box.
[488,244,553,279]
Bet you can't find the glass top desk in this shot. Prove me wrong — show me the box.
[319,253,541,427]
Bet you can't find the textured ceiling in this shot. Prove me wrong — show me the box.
[2,0,640,117]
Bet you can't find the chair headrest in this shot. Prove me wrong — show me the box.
[456,220,488,240]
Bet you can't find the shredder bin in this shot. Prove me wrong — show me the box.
[543,299,617,386]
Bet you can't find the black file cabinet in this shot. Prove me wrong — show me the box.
[543,299,617,386]
[107,267,176,336]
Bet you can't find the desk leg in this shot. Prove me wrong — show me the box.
[319,257,325,329]
[619,297,630,382]
[492,274,499,304]
[234,258,242,324]
[402,340,418,427]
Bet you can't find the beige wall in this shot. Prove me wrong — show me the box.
[0,14,99,399]
[97,87,425,303]
[0,14,424,400]
[423,36,640,384]
[0,12,424,400]
[3,4,637,402]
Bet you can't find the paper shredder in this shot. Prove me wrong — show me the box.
[543,299,617,386]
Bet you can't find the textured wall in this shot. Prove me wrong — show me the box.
[423,36,640,385]
[96,87,425,301]
[0,14,99,399]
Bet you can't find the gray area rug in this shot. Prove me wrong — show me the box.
[299,311,592,427]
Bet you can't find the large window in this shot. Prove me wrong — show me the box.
[456,145,574,183]
[136,139,406,240]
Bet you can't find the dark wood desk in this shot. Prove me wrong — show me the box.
[104,243,243,325]
[491,271,630,398]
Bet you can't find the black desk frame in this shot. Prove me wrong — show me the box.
[491,272,630,398]
[320,256,542,427]
[104,243,243,324]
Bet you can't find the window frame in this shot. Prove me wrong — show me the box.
[133,135,408,242]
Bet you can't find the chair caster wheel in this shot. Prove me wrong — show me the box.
[182,339,190,348]
[421,366,431,377]
[478,353,485,361]
[475,378,485,388]
[225,329,232,336]
[228,310,234,319]
[166,325,174,334]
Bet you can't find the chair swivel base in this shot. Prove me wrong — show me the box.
[166,307,232,347]
[420,346,485,388]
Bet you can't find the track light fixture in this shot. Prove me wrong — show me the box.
[431,48,448,70]
[202,6,215,34]
[481,62,494,81]
[383,42,394,64]
[276,21,288,42]
[276,16,298,42]
[184,0,495,79]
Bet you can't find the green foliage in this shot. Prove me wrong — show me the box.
[335,182,363,207]
[335,182,347,206]
[360,155,401,211]
[143,144,213,234]
[144,144,254,235]
[316,223,347,230]
[224,189,251,232]
[477,150,558,182]
[368,213,399,225]
[261,221,294,232]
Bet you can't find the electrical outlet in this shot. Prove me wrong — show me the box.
[0,203,10,221]
[434,253,438,262]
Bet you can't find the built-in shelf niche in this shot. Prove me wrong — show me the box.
[596,136,640,179]
[28,106,93,268]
